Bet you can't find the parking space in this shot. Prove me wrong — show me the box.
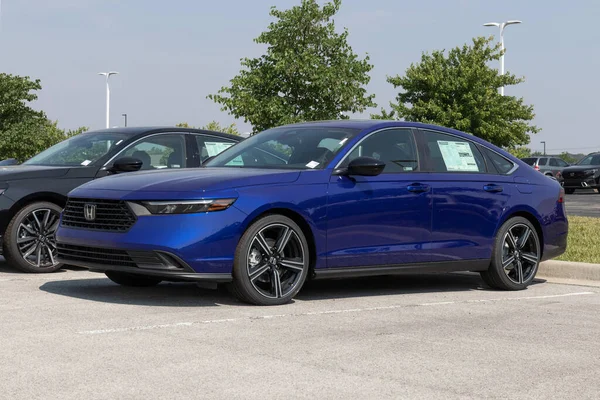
[1,261,598,399]
[565,190,600,217]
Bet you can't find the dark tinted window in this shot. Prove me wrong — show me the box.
[421,131,486,173]
[522,158,537,166]
[577,154,600,166]
[340,129,418,173]
[538,158,548,166]
[483,148,515,175]
[549,158,559,167]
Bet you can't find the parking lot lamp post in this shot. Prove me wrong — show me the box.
[98,72,119,128]
[541,141,546,155]
[483,20,522,96]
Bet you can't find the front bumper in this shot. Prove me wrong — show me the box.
[55,205,248,275]
[562,175,600,189]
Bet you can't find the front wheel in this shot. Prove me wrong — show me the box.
[105,271,162,287]
[3,202,63,273]
[481,217,541,290]
[229,215,310,305]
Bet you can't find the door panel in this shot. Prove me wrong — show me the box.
[326,128,432,268]
[326,174,432,267]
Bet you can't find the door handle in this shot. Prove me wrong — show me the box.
[484,184,503,193]
[407,183,430,193]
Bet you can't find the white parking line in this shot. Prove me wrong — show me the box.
[78,291,596,335]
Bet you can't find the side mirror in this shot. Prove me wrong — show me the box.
[111,157,143,173]
[335,157,385,177]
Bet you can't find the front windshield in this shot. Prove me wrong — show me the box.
[577,154,600,166]
[24,132,129,166]
[206,126,360,169]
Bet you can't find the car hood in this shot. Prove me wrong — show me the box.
[73,168,301,195]
[562,165,600,172]
[0,165,71,181]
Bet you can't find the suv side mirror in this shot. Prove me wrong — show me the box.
[335,157,385,177]
[111,157,143,173]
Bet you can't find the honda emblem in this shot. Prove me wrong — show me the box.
[84,204,97,221]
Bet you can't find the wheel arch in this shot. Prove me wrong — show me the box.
[5,192,66,232]
[496,208,545,258]
[240,206,319,275]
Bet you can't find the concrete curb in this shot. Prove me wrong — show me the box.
[538,260,600,283]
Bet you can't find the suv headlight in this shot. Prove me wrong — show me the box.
[128,199,236,215]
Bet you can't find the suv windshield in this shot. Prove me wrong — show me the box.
[577,154,600,166]
[206,126,360,169]
[24,132,129,166]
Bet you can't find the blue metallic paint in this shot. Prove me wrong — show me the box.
[56,121,568,277]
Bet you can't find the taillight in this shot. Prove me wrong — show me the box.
[534,165,540,171]
[556,171,562,178]
[558,187,565,203]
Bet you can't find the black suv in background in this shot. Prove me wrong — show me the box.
[0,127,241,273]
[561,152,600,194]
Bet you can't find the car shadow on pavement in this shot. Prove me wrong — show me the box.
[37,271,545,307]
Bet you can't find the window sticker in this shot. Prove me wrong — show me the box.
[80,160,92,166]
[437,141,479,172]
[305,161,320,169]
[226,156,244,166]
[205,142,234,157]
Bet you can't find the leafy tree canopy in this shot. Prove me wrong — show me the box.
[374,36,539,148]
[209,0,376,133]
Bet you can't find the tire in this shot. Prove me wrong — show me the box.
[481,217,541,291]
[565,188,575,194]
[3,201,63,273]
[105,271,162,287]
[229,214,310,305]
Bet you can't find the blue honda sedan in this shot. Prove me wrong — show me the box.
[56,121,568,305]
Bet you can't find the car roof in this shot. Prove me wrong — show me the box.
[81,126,241,141]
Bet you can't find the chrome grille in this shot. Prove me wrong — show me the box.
[61,198,136,232]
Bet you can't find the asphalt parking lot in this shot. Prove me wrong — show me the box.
[565,190,600,217]
[1,261,599,399]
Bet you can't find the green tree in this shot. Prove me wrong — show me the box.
[0,73,46,132]
[374,36,539,148]
[209,0,376,133]
[507,146,532,159]
[558,152,577,164]
[177,121,239,135]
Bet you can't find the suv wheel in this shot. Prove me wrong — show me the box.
[3,202,63,273]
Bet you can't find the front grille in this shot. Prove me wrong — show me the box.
[57,243,137,267]
[565,170,594,179]
[61,198,136,232]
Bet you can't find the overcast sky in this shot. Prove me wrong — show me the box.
[1,0,598,154]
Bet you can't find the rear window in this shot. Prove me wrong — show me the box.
[522,158,537,166]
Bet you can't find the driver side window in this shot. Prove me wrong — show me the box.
[340,129,419,173]
[120,134,186,170]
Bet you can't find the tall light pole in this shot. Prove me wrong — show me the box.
[122,113,128,127]
[540,141,546,156]
[98,71,119,128]
[483,20,522,96]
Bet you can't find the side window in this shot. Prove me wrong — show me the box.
[340,129,418,173]
[482,147,515,175]
[556,158,569,167]
[421,130,486,173]
[538,158,548,166]
[121,134,186,170]
[195,135,237,163]
[549,158,559,167]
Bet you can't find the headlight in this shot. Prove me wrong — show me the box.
[128,198,236,215]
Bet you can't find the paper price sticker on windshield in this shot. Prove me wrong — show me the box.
[205,142,234,157]
[437,141,479,172]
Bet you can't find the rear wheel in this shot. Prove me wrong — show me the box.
[3,202,63,273]
[105,271,162,287]
[565,188,575,194]
[230,215,310,305]
[481,217,541,291]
